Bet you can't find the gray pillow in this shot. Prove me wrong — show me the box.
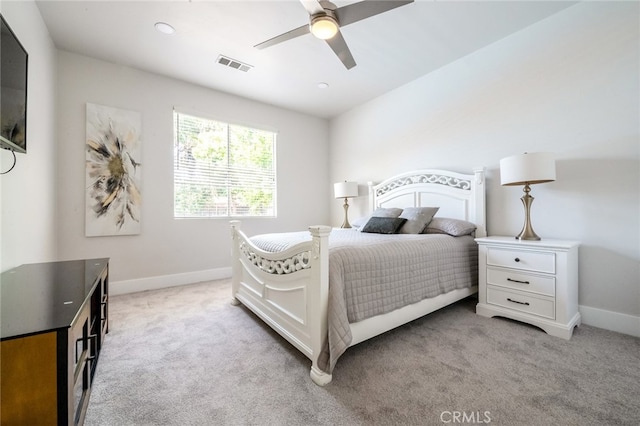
[398,207,439,234]
[371,207,403,218]
[361,217,407,234]
[424,217,476,236]
[354,207,403,231]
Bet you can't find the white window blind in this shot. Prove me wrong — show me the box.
[173,111,276,218]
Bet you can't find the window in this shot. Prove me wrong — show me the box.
[173,111,276,218]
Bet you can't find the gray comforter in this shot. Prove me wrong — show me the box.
[250,229,478,373]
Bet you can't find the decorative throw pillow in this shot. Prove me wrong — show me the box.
[398,207,439,234]
[371,207,403,218]
[361,217,407,234]
[351,215,368,229]
[424,217,476,236]
[355,207,403,231]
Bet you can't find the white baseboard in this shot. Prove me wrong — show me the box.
[110,267,232,296]
[111,272,639,338]
[580,305,640,338]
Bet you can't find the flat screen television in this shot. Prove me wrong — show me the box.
[0,14,28,154]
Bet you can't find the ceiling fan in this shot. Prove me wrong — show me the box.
[254,0,414,70]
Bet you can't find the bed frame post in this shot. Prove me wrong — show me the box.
[307,225,333,386]
[472,168,487,237]
[229,220,242,306]
[367,181,375,212]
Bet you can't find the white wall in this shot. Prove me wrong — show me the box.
[0,1,58,272]
[56,52,329,292]
[329,2,639,334]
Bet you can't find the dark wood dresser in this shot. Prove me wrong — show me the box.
[1,258,109,425]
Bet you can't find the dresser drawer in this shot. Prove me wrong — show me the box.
[487,247,555,274]
[487,286,555,320]
[487,267,555,296]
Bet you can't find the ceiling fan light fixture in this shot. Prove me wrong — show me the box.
[310,15,339,40]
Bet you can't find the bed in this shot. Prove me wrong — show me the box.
[230,168,486,386]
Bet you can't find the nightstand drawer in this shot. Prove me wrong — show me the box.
[487,247,555,274]
[487,267,555,296]
[487,286,555,320]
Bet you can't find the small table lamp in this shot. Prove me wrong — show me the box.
[334,181,358,228]
[500,152,556,240]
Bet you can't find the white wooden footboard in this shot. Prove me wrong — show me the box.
[230,221,332,385]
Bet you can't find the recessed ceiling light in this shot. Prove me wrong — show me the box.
[318,82,329,89]
[154,22,175,35]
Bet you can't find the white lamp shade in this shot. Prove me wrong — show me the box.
[500,152,556,186]
[334,181,358,199]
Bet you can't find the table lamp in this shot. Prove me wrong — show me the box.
[500,152,556,240]
[334,181,358,228]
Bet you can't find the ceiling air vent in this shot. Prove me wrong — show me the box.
[216,55,253,72]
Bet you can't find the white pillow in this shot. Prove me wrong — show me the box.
[424,217,476,236]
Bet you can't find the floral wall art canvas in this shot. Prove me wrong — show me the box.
[85,103,142,237]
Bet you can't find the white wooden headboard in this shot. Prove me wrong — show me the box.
[367,168,486,237]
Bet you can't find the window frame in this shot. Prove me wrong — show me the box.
[173,110,278,219]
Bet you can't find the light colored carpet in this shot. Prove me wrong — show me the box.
[85,279,640,426]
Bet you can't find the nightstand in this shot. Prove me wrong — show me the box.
[475,236,581,339]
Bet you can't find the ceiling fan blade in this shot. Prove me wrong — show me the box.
[326,30,356,70]
[299,0,325,16]
[254,24,310,49]
[336,0,414,27]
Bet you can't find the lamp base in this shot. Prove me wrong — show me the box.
[515,186,541,241]
[341,198,352,229]
[515,228,541,241]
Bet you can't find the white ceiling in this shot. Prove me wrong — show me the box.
[35,0,576,119]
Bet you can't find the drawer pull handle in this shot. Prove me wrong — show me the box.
[88,334,98,362]
[507,278,530,285]
[507,298,530,306]
[514,258,520,262]
[75,338,84,363]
